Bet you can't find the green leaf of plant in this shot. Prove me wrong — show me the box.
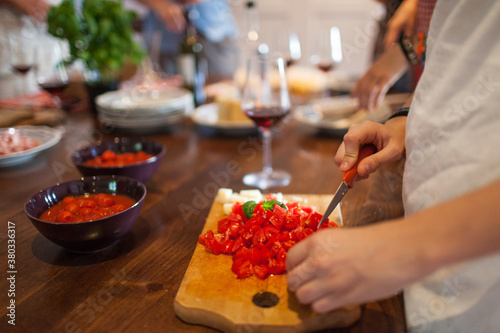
[242,200,257,219]
[262,200,288,212]
[46,0,145,81]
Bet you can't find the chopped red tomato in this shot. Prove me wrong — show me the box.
[254,264,270,280]
[199,198,338,279]
[84,150,153,167]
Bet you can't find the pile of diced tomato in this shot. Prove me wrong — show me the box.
[198,195,338,280]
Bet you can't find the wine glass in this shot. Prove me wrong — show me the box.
[274,28,301,67]
[9,34,35,75]
[241,49,291,189]
[36,42,69,108]
[310,26,343,72]
[8,33,36,96]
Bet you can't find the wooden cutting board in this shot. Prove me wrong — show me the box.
[174,195,361,332]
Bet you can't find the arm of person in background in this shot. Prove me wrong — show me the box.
[137,0,201,32]
[286,177,500,313]
[384,0,418,50]
[350,44,410,111]
[286,99,500,312]
[0,0,50,22]
[351,0,418,111]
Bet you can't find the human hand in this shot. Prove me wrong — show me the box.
[384,0,418,50]
[286,221,427,313]
[334,118,406,177]
[5,0,50,22]
[150,0,187,32]
[350,44,409,110]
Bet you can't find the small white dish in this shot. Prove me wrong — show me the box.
[191,103,256,136]
[293,95,393,136]
[0,126,62,167]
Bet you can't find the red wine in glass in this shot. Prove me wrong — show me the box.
[317,62,333,72]
[286,58,296,67]
[12,64,32,75]
[39,81,69,96]
[244,106,290,129]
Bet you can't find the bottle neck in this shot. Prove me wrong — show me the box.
[244,1,259,43]
[184,9,197,39]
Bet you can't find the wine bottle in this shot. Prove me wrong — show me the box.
[177,9,206,106]
[244,1,259,45]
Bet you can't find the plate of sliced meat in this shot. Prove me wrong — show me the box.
[0,126,62,167]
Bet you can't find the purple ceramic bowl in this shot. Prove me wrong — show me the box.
[24,175,146,253]
[71,138,165,183]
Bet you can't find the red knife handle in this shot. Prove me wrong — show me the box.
[342,145,377,188]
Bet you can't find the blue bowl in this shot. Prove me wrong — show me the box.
[24,175,146,253]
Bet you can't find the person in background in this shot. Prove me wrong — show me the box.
[286,0,500,331]
[0,0,49,21]
[351,0,437,111]
[0,0,51,99]
[138,0,239,80]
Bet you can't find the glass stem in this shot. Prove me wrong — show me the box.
[261,128,273,174]
[53,95,62,109]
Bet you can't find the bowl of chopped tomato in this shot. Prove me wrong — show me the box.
[24,175,146,252]
[71,138,165,183]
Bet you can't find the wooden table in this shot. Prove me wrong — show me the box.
[0,104,407,332]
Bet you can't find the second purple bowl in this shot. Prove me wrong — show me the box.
[71,138,165,183]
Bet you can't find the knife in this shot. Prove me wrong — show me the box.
[317,145,377,228]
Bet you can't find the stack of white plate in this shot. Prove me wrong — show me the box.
[96,87,194,132]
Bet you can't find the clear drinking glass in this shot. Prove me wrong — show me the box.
[241,51,291,189]
[273,28,301,67]
[8,33,37,96]
[36,42,69,108]
[9,34,35,76]
[310,26,343,72]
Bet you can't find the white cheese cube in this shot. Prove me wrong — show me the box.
[229,193,249,204]
[273,192,284,202]
[216,188,233,204]
[239,189,263,201]
[223,203,234,215]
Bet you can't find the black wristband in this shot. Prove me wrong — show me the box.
[387,107,410,120]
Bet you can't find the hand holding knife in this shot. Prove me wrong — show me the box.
[318,145,377,228]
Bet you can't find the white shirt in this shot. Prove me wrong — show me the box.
[403,0,500,331]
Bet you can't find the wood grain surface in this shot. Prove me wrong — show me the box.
[0,98,407,333]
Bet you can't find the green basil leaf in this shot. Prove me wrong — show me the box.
[242,200,257,219]
[262,200,287,212]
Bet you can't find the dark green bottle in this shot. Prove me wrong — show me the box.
[177,9,206,106]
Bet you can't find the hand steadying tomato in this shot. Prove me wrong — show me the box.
[198,195,338,279]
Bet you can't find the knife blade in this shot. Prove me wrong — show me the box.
[317,145,376,228]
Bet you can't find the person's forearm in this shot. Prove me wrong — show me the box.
[137,0,200,9]
[403,178,500,275]
[136,0,164,10]
[385,0,419,49]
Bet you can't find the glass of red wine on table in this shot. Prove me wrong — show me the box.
[9,34,36,95]
[241,45,292,190]
[310,26,343,73]
[35,43,69,109]
[274,28,301,67]
[9,34,35,75]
